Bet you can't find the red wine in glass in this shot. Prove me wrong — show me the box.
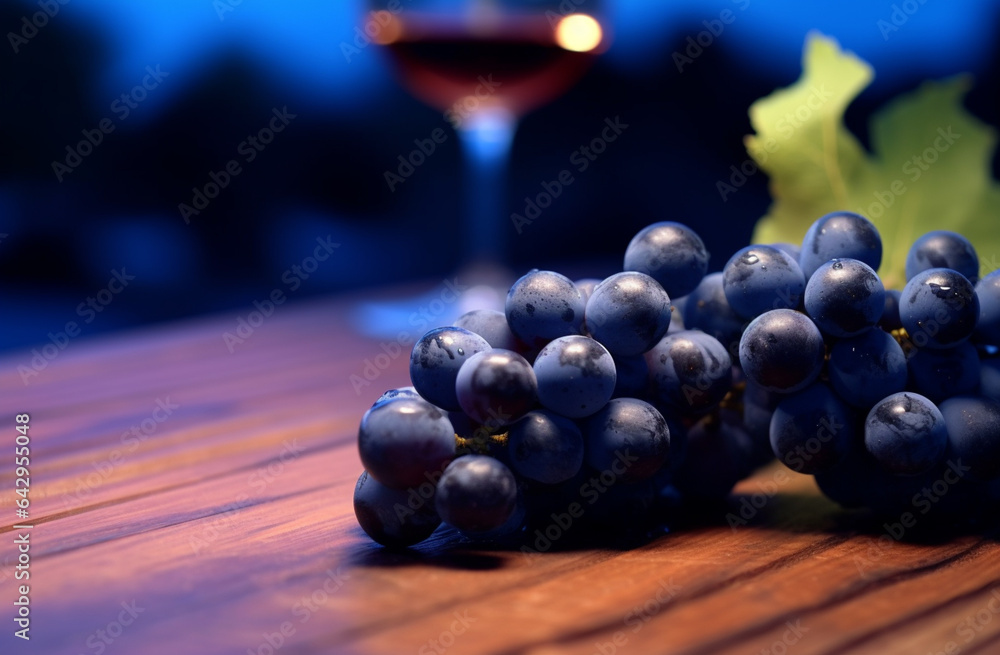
[378,12,602,121]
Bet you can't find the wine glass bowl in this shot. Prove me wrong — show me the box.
[369,6,606,123]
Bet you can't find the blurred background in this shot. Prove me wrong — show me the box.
[2,0,999,353]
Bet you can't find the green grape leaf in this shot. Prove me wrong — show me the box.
[747,32,1000,290]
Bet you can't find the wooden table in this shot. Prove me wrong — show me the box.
[3,290,1000,655]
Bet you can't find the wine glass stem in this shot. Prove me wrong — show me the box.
[457,108,517,265]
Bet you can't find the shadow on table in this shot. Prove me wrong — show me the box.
[344,471,1000,571]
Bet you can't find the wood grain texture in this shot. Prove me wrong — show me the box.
[2,293,999,655]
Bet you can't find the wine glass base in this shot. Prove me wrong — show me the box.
[352,262,514,340]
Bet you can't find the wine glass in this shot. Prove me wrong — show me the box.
[356,0,607,335]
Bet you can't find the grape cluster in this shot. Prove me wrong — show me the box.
[352,214,1000,548]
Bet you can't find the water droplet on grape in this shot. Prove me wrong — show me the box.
[744,254,759,265]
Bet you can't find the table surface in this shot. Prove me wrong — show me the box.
[3,290,1000,655]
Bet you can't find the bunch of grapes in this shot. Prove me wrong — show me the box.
[353,212,1000,548]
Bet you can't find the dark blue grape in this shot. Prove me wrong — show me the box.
[533,335,616,418]
[520,465,591,527]
[682,272,746,360]
[813,445,950,514]
[448,410,479,439]
[975,269,1000,345]
[372,386,421,407]
[358,397,456,489]
[771,242,801,261]
[813,450,874,509]
[739,309,825,393]
[585,271,672,357]
[939,396,1000,481]
[799,211,882,279]
[353,470,440,547]
[659,409,689,475]
[722,244,805,319]
[505,270,585,349]
[508,409,585,484]
[864,392,948,476]
[828,329,907,408]
[672,413,752,500]
[804,258,885,338]
[646,330,732,413]
[454,309,519,351]
[770,383,854,474]
[900,268,979,350]
[583,398,669,483]
[743,381,781,447]
[612,353,649,399]
[435,456,518,533]
[409,327,490,410]
[906,230,979,283]
[880,289,903,331]
[907,341,981,403]
[455,348,537,426]
[462,499,527,543]
[721,405,774,471]
[623,221,709,298]
[586,477,659,532]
